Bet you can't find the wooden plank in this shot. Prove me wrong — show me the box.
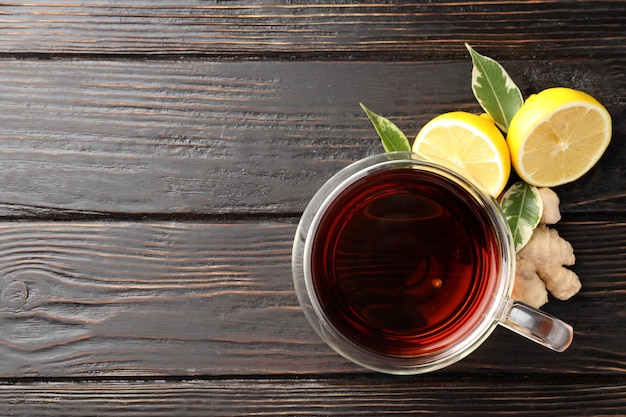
[0,58,624,216]
[0,220,623,377]
[0,1,623,58]
[0,378,624,416]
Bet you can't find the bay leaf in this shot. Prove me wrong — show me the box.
[360,103,411,152]
[500,182,544,252]
[466,43,523,133]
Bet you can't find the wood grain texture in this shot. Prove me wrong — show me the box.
[0,220,622,377]
[0,1,623,59]
[0,378,624,416]
[0,58,624,216]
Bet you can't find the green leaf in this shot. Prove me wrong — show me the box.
[465,43,523,133]
[360,103,411,152]
[500,182,544,252]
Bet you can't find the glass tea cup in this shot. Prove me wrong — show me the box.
[292,152,573,375]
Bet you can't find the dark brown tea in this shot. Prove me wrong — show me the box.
[310,167,501,357]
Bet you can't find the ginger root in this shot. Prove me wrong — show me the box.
[538,187,561,225]
[511,188,582,308]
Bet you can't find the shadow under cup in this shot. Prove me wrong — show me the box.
[292,152,572,375]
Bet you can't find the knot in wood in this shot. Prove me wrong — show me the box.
[1,280,29,309]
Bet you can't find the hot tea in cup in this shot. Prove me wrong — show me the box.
[292,152,572,374]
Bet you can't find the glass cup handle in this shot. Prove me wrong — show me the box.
[500,299,573,352]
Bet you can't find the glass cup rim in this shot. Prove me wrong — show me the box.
[292,152,515,374]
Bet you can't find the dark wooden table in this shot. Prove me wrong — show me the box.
[0,1,624,415]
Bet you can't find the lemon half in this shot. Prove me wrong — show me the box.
[507,87,612,187]
[413,111,511,197]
